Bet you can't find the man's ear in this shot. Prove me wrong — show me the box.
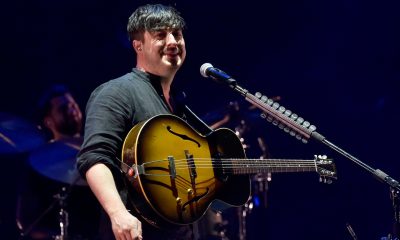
[133,40,142,53]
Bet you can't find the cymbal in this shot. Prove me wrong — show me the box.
[0,112,46,154]
[29,138,87,186]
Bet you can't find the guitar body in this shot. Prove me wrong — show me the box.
[122,114,250,227]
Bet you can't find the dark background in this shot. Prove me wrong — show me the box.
[1,0,400,239]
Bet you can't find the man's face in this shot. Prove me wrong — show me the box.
[47,93,82,136]
[140,28,186,76]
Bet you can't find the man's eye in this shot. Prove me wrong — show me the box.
[155,33,166,39]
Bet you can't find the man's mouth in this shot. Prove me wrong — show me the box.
[164,48,179,57]
[165,53,178,58]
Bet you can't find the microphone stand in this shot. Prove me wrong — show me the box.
[390,188,400,240]
[214,76,400,239]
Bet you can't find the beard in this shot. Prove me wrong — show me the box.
[56,118,82,136]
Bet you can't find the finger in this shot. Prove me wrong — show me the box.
[114,231,126,240]
[130,228,138,240]
[138,220,142,235]
[115,228,129,240]
[123,228,133,240]
[130,228,136,239]
[129,222,141,240]
[113,230,121,240]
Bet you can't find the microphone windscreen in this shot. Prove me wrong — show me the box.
[200,63,213,78]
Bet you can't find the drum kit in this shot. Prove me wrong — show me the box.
[0,112,99,240]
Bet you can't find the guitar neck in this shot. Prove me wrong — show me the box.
[227,158,317,175]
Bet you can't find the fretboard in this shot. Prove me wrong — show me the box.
[225,158,317,175]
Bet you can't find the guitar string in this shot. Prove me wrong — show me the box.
[122,166,331,177]
[174,160,318,164]
[145,158,321,165]
[142,163,322,172]
[148,160,319,169]
[137,159,321,170]
[119,158,332,177]
[155,158,319,168]
[128,166,328,177]
[119,157,312,166]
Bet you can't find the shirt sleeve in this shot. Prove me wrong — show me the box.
[77,82,133,180]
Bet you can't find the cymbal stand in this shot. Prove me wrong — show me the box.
[20,186,70,239]
[20,195,58,238]
[388,188,400,240]
[54,175,84,239]
[237,198,253,240]
[54,187,69,240]
[237,174,270,240]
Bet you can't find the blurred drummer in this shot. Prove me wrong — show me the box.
[16,84,100,239]
[36,84,83,141]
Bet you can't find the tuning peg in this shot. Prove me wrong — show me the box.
[296,117,304,125]
[284,109,292,116]
[260,95,268,102]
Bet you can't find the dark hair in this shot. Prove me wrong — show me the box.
[36,84,70,126]
[127,4,186,42]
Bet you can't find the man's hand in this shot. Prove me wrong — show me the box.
[86,164,143,240]
[110,209,142,240]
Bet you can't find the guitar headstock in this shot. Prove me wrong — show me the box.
[314,154,337,184]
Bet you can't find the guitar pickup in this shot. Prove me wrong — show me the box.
[185,150,197,179]
[168,156,177,179]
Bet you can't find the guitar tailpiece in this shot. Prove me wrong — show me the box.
[127,165,139,180]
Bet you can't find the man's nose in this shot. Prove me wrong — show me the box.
[166,33,178,46]
[68,104,80,115]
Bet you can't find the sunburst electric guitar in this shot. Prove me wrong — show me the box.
[121,114,336,228]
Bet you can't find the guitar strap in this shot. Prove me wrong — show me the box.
[174,91,214,136]
[182,105,214,135]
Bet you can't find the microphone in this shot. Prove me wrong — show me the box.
[200,63,237,86]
